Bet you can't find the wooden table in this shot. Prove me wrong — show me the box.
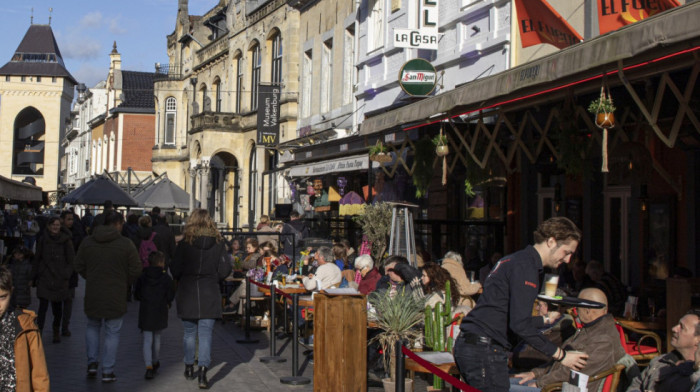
[257,285,308,296]
[617,317,666,331]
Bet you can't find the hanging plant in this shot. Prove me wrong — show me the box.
[412,137,436,198]
[369,141,392,163]
[432,133,449,157]
[588,85,615,172]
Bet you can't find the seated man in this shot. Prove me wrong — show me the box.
[302,246,341,291]
[626,309,700,392]
[512,288,626,391]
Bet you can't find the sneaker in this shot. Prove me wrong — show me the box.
[87,362,98,379]
[101,373,116,383]
[145,367,154,380]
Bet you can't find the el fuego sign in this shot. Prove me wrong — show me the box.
[398,59,437,96]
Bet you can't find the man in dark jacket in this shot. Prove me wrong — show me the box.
[74,211,142,383]
[281,211,309,259]
[512,288,627,391]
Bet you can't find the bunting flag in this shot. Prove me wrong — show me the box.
[515,0,583,50]
[598,0,680,35]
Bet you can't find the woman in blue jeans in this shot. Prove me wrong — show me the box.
[170,209,231,389]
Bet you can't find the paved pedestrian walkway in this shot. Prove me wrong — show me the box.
[30,279,430,391]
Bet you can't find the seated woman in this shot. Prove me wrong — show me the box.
[421,263,460,308]
[226,238,263,312]
[355,254,381,295]
[441,251,480,307]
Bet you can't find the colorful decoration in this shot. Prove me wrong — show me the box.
[339,191,365,216]
[337,176,347,196]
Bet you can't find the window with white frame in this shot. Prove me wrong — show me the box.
[165,97,176,145]
[250,43,261,110]
[368,0,385,52]
[321,39,333,113]
[343,27,355,106]
[271,34,283,85]
[301,50,313,118]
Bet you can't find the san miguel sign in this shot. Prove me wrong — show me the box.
[256,84,280,146]
[398,59,437,96]
[394,0,441,50]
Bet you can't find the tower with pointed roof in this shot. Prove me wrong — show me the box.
[0,23,76,197]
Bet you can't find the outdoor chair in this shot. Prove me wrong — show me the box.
[614,321,661,367]
[541,363,625,392]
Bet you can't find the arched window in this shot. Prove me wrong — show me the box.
[165,97,176,145]
[248,145,258,228]
[214,78,222,112]
[271,33,283,85]
[250,42,261,110]
[236,55,244,113]
[12,107,45,175]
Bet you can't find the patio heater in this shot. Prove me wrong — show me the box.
[388,201,419,267]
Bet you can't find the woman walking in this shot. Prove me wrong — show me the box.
[170,209,231,389]
[33,217,74,343]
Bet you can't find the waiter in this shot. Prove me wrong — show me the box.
[453,217,588,392]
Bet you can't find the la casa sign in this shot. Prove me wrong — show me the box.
[394,0,441,50]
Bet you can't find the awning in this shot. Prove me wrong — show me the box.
[286,154,379,177]
[360,2,700,135]
[0,175,42,201]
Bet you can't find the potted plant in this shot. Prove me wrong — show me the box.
[353,202,392,264]
[587,92,616,129]
[368,287,427,392]
[369,141,392,163]
[432,134,449,157]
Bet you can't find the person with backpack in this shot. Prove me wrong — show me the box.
[281,211,309,260]
[137,216,166,269]
[134,251,175,380]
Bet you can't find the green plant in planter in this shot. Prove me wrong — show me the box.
[431,134,448,147]
[352,202,392,264]
[413,137,436,198]
[424,281,455,390]
[368,287,427,383]
[368,142,389,156]
[587,97,616,114]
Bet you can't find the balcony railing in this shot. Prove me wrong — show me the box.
[189,111,243,134]
[154,63,181,81]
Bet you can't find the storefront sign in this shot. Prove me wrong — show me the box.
[256,84,280,146]
[394,0,440,50]
[398,59,438,96]
[288,154,378,177]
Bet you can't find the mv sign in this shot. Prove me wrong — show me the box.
[394,0,440,50]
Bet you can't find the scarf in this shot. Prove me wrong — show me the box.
[0,311,16,391]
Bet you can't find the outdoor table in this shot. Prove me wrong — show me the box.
[537,295,605,309]
[617,317,666,331]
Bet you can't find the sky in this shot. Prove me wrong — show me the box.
[0,0,216,88]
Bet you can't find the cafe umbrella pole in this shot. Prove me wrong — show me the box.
[236,278,259,344]
[260,284,286,363]
[280,293,310,385]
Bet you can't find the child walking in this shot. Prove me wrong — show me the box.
[134,251,174,380]
[0,265,50,391]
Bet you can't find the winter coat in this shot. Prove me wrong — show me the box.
[10,259,33,308]
[441,256,480,305]
[171,233,231,320]
[10,309,50,392]
[33,228,74,302]
[74,225,142,319]
[358,268,382,295]
[532,314,626,391]
[151,221,176,262]
[626,350,696,392]
[240,252,262,271]
[135,266,175,331]
[137,226,168,259]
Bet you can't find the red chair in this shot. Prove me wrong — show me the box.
[614,321,661,367]
[542,364,626,392]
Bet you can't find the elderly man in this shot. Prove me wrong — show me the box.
[511,288,626,391]
[302,246,341,291]
[626,309,700,392]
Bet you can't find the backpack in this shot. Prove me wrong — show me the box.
[138,232,158,268]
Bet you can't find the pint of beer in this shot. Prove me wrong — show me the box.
[544,274,559,297]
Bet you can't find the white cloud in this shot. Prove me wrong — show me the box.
[61,37,102,60]
[80,11,103,28]
[109,18,127,35]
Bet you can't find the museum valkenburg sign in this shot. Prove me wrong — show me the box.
[398,59,437,96]
[394,0,441,50]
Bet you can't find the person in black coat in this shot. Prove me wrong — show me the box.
[32,217,74,343]
[7,246,33,309]
[170,209,231,389]
[134,251,175,380]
